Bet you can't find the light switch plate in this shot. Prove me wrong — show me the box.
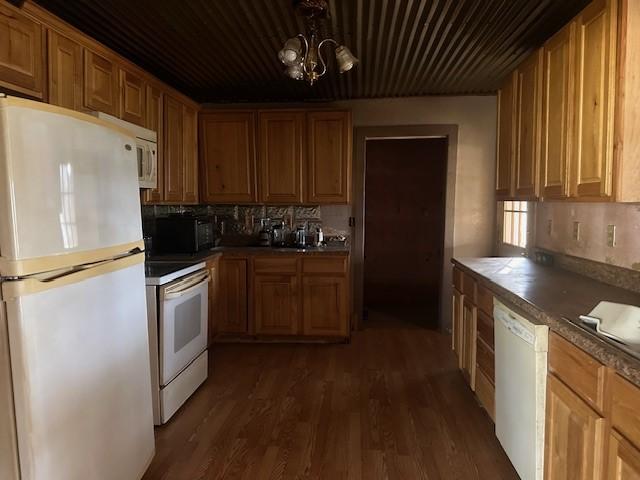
[573,221,581,241]
[607,224,617,247]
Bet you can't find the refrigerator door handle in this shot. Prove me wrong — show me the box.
[2,253,145,300]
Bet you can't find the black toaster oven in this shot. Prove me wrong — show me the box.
[154,215,215,254]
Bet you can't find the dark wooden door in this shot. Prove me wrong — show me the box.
[363,138,448,326]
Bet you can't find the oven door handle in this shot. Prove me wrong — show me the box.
[164,273,210,299]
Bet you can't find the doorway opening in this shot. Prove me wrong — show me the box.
[362,138,448,329]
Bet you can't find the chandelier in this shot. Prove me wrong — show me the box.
[278,0,359,85]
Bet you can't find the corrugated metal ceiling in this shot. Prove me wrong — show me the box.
[34,0,590,102]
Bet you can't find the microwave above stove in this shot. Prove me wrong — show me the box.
[154,216,215,254]
[90,111,157,189]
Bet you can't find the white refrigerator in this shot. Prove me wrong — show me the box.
[0,97,155,480]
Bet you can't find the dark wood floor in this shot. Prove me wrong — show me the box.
[143,312,517,480]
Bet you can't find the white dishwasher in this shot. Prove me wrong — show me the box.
[494,299,549,480]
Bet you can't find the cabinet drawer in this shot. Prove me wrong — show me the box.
[476,337,495,383]
[548,332,607,412]
[475,369,495,422]
[477,283,494,315]
[302,256,347,274]
[611,374,640,449]
[463,272,476,302]
[476,309,494,349]
[253,257,298,275]
[453,267,463,291]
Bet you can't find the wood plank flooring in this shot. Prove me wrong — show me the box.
[143,315,517,479]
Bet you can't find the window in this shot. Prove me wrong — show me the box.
[502,201,528,248]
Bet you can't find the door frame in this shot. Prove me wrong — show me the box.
[352,125,458,331]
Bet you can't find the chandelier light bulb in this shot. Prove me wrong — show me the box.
[278,37,303,67]
[335,45,359,73]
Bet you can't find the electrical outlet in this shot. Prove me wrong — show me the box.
[607,224,617,247]
[547,219,552,236]
[573,221,581,241]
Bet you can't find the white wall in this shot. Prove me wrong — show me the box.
[536,202,640,271]
[336,96,498,259]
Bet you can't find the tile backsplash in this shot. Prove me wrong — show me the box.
[142,204,352,240]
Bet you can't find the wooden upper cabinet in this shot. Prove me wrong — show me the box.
[47,30,83,111]
[608,430,640,480]
[119,68,146,126]
[219,257,248,334]
[182,104,198,204]
[84,50,118,115]
[541,23,575,200]
[0,4,44,99]
[544,374,606,480]
[572,0,617,199]
[143,85,164,204]
[199,112,257,203]
[306,110,352,204]
[163,94,184,203]
[515,50,543,199]
[258,111,304,204]
[302,275,349,336]
[254,274,299,335]
[496,72,517,199]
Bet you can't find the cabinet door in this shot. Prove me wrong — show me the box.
[143,85,164,203]
[608,430,640,480]
[47,30,83,111]
[182,104,198,204]
[496,72,517,199]
[462,298,477,389]
[199,112,257,203]
[515,49,542,199]
[452,289,463,368]
[541,23,574,200]
[306,111,352,204]
[119,68,146,126]
[258,111,304,204]
[206,256,220,346]
[219,258,248,334]
[83,50,118,115]
[254,275,298,335]
[544,374,606,480]
[302,275,349,337]
[163,94,184,202]
[0,5,44,98]
[572,0,617,199]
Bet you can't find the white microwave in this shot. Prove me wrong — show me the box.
[90,111,158,189]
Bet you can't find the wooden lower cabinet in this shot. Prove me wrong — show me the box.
[254,274,298,335]
[462,297,477,389]
[218,257,248,334]
[544,373,606,480]
[475,369,495,421]
[302,275,349,337]
[608,430,640,480]
[452,288,463,368]
[206,256,220,346]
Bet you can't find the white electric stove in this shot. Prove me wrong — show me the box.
[145,261,209,425]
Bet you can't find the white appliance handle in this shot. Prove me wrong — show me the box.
[164,273,210,299]
[495,307,535,345]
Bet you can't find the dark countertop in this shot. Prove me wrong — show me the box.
[148,244,350,262]
[453,257,640,387]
